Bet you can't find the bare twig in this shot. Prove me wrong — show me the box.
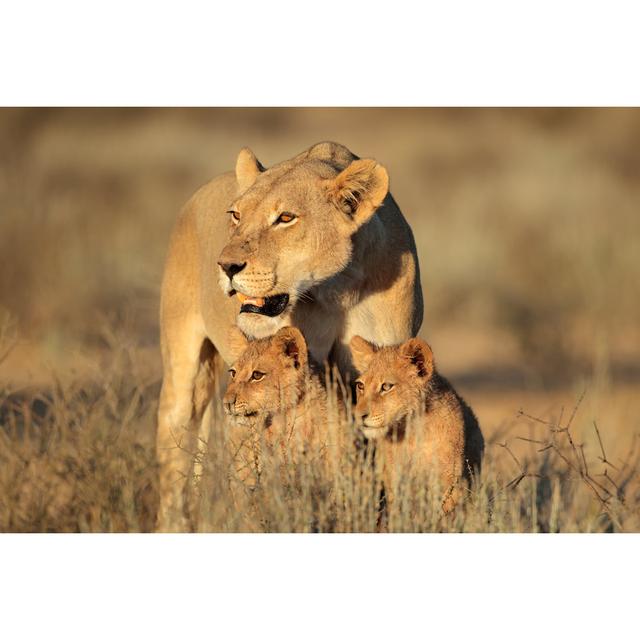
[512,390,635,530]
[497,441,541,490]
[517,408,554,427]
[515,436,547,446]
[566,388,587,430]
[592,421,618,470]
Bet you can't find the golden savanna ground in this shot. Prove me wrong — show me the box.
[1,108,639,531]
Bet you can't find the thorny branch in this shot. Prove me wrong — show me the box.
[497,440,541,490]
[514,391,640,529]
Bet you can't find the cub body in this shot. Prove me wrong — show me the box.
[350,336,484,514]
[223,326,330,462]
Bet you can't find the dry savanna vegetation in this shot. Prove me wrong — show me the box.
[1,108,639,532]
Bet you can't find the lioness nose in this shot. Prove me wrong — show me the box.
[218,261,247,279]
[359,413,368,423]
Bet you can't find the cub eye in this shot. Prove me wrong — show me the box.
[355,380,364,392]
[227,210,240,224]
[251,370,265,381]
[381,382,394,393]
[274,212,297,225]
[228,369,236,379]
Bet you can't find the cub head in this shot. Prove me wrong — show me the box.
[217,142,389,339]
[223,325,309,426]
[350,336,434,440]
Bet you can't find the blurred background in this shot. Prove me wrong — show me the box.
[1,108,639,443]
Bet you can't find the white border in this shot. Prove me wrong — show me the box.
[1,2,638,636]
[1,534,637,639]
[2,1,639,105]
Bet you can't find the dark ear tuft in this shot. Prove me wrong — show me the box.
[283,338,301,369]
[274,326,308,369]
[400,338,434,379]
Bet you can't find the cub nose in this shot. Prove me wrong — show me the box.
[218,261,247,279]
[359,413,368,423]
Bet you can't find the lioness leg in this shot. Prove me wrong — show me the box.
[156,320,216,532]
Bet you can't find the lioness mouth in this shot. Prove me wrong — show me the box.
[236,292,290,317]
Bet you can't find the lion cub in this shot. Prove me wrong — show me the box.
[350,336,484,514]
[224,326,329,461]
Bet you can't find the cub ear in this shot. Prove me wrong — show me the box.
[227,326,250,363]
[324,158,389,228]
[400,338,434,379]
[273,326,308,370]
[350,335,377,373]
[235,147,265,191]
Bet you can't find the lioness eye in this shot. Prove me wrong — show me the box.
[228,369,236,378]
[275,212,296,225]
[227,210,240,223]
[381,382,394,393]
[251,371,265,381]
[355,380,364,392]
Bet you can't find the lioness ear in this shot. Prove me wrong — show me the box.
[235,147,265,191]
[400,338,434,379]
[274,326,308,370]
[227,326,250,362]
[350,335,377,373]
[325,158,389,227]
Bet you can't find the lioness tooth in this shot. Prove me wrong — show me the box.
[236,292,265,307]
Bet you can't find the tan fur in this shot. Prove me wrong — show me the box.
[223,327,329,470]
[350,336,484,515]
[157,142,423,530]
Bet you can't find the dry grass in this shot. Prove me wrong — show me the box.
[1,108,639,532]
[1,321,638,533]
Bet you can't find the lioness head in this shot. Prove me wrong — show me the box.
[218,142,389,338]
[223,325,309,426]
[350,336,434,440]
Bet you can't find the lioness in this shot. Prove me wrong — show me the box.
[157,141,423,530]
[350,335,484,515]
[223,325,328,444]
